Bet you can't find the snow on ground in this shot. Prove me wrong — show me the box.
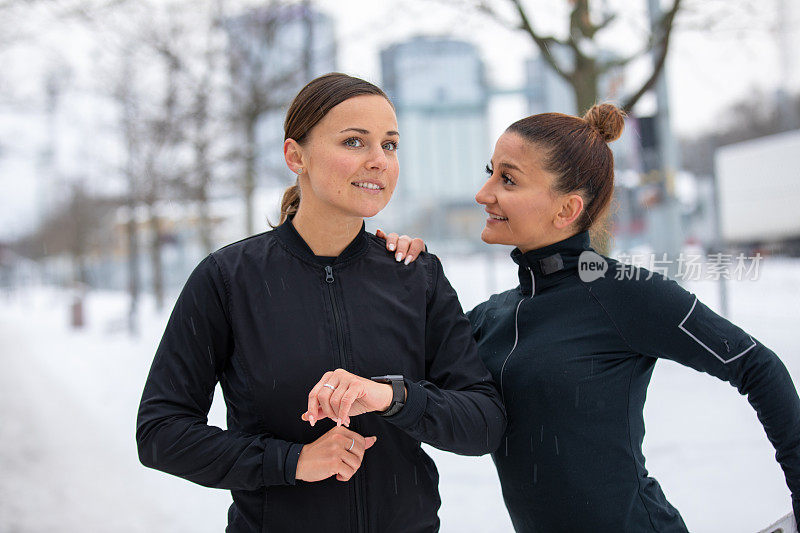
[1,255,798,532]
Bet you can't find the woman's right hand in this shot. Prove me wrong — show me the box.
[295,426,377,482]
[376,229,425,265]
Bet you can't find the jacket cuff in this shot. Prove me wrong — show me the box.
[262,441,303,487]
[283,443,304,485]
[380,378,427,429]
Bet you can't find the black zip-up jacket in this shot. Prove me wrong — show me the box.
[136,219,506,533]
[468,231,800,532]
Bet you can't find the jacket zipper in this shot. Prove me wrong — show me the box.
[499,267,536,401]
[325,266,346,367]
[325,265,367,533]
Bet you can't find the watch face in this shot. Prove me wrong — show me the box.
[370,374,403,383]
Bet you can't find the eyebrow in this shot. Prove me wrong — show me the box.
[491,160,523,172]
[339,127,399,137]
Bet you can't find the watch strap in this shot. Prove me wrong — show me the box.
[370,375,405,417]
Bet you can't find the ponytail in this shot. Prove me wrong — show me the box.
[270,181,301,228]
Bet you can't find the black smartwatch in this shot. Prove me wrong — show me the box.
[370,374,405,417]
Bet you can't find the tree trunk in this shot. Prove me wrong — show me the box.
[72,253,87,286]
[197,186,213,254]
[126,205,140,336]
[243,114,257,236]
[70,185,89,287]
[572,55,599,116]
[148,203,165,311]
[193,98,214,254]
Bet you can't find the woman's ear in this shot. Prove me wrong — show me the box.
[554,194,584,229]
[284,138,304,174]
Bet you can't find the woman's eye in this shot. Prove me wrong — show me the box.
[486,163,515,185]
[382,141,398,151]
[344,137,364,148]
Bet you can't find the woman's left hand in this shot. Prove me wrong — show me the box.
[302,369,395,427]
[376,229,425,265]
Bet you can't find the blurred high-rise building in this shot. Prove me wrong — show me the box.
[379,36,490,244]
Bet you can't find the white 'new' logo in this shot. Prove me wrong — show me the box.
[578,251,608,282]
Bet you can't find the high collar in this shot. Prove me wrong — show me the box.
[511,231,592,294]
[274,217,369,266]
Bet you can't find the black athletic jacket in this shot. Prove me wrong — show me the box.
[136,219,506,533]
[468,231,800,532]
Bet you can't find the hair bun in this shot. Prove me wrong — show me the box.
[583,103,625,143]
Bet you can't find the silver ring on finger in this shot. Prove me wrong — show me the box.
[323,383,335,390]
[348,438,355,451]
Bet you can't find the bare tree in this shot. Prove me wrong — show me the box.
[110,0,222,311]
[144,16,186,312]
[104,0,223,324]
[470,0,682,114]
[179,0,230,255]
[22,181,119,286]
[113,49,144,334]
[221,1,312,236]
[187,35,218,255]
[99,2,190,314]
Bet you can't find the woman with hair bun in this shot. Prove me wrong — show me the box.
[383,103,800,532]
[136,72,506,533]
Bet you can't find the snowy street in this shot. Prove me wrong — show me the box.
[1,255,799,532]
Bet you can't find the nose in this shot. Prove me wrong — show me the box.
[366,144,388,172]
[475,177,495,206]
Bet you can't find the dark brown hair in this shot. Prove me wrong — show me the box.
[272,72,392,227]
[506,103,625,243]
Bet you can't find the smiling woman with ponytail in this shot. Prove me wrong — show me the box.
[383,102,800,532]
[137,72,505,533]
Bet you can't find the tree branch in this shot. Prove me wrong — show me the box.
[591,13,616,37]
[567,1,615,57]
[565,0,586,62]
[621,0,683,113]
[597,38,653,73]
[507,0,574,84]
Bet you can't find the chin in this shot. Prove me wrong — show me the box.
[481,226,521,248]
[367,200,391,216]
[354,202,390,219]
[359,209,382,219]
[480,227,502,245]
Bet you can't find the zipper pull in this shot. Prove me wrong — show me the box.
[325,265,334,283]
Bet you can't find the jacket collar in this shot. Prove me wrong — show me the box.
[274,217,369,265]
[511,231,592,294]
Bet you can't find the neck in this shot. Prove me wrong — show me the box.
[291,202,364,257]
[518,229,580,254]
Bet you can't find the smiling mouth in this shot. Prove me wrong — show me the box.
[488,213,508,221]
[352,181,384,191]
